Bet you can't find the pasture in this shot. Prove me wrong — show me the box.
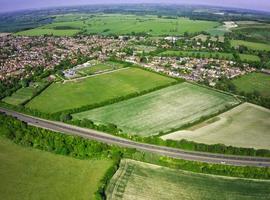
[26,68,176,113]
[159,50,260,62]
[73,83,240,136]
[16,14,220,36]
[231,40,270,51]
[0,137,113,200]
[2,82,48,105]
[162,103,270,150]
[231,72,270,97]
[106,159,270,200]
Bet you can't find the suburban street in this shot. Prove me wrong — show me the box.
[1,107,270,167]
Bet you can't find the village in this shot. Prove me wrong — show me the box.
[0,33,256,85]
[125,55,255,85]
[0,34,127,80]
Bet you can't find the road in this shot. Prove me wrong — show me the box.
[1,107,270,167]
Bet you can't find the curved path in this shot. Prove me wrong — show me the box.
[1,107,270,167]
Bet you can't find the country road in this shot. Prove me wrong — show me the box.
[1,107,270,167]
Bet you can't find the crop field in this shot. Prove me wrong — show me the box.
[73,83,240,136]
[2,82,48,105]
[231,72,270,97]
[162,103,270,150]
[0,137,113,200]
[231,40,270,51]
[26,68,176,113]
[16,14,220,36]
[78,61,125,75]
[106,159,270,200]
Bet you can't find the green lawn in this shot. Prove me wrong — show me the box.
[232,72,270,97]
[73,83,240,136]
[231,40,270,51]
[159,50,260,62]
[162,103,270,150]
[16,14,220,36]
[0,137,113,200]
[107,159,270,200]
[26,68,176,113]
[2,82,48,105]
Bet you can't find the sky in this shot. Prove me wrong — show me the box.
[1,0,270,13]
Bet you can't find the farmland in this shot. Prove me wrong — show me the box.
[159,50,260,62]
[73,83,240,136]
[16,14,220,36]
[26,68,176,113]
[2,82,48,106]
[231,72,270,98]
[231,40,270,51]
[0,137,113,200]
[162,103,270,150]
[106,159,270,200]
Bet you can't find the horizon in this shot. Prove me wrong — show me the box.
[1,0,270,13]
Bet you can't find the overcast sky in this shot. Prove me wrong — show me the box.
[1,0,270,13]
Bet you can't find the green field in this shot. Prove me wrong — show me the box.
[162,103,270,150]
[78,61,125,75]
[107,159,270,200]
[233,24,270,44]
[159,50,260,62]
[16,14,220,36]
[2,82,48,105]
[231,40,270,51]
[73,83,240,136]
[16,28,80,36]
[0,137,113,200]
[26,68,176,113]
[231,72,270,98]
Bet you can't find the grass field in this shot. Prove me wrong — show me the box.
[73,83,240,136]
[0,137,113,200]
[231,40,270,51]
[26,68,176,113]
[106,159,270,200]
[231,72,270,98]
[78,61,125,75]
[16,14,220,36]
[16,28,80,36]
[2,82,48,105]
[159,50,260,62]
[162,103,270,150]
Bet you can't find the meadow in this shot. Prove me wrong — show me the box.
[159,50,261,62]
[162,103,270,150]
[73,83,240,136]
[231,72,270,98]
[26,68,176,113]
[106,159,270,200]
[231,40,270,51]
[2,82,48,106]
[0,137,113,200]
[16,14,220,36]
